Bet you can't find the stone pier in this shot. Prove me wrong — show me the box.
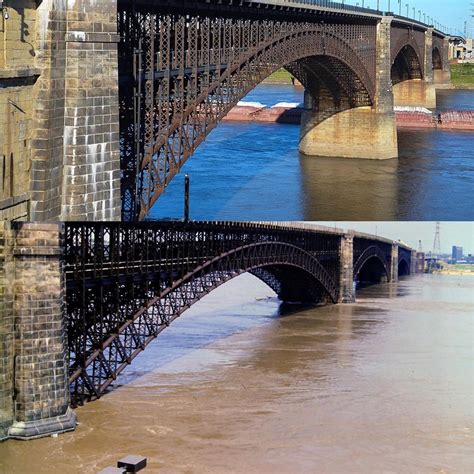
[0,1,122,222]
[393,80,437,109]
[299,16,398,160]
[433,37,452,88]
[339,233,355,303]
[0,223,76,441]
[391,244,399,283]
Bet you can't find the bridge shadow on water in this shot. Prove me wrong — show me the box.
[103,275,405,396]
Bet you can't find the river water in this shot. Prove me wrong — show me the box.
[150,86,474,221]
[1,274,473,473]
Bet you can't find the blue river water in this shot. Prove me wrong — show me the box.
[150,85,474,221]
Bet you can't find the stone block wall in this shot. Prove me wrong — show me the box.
[0,1,122,222]
[30,0,122,221]
[0,222,14,440]
[391,244,399,283]
[0,1,40,222]
[0,222,76,440]
[339,233,355,303]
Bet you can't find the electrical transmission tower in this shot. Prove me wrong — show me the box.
[428,222,442,273]
[432,222,441,257]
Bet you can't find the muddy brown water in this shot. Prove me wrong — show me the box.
[0,274,473,473]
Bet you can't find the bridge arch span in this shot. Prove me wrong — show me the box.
[69,241,338,404]
[129,21,375,219]
[391,44,423,84]
[354,246,391,284]
[432,46,443,70]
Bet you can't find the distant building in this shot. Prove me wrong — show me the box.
[452,246,463,261]
[450,38,473,60]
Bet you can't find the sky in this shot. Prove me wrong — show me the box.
[314,222,474,255]
[344,0,472,35]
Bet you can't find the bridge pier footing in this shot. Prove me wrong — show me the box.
[299,106,398,160]
[393,80,437,109]
[0,223,76,441]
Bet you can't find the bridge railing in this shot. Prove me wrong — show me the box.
[64,221,342,285]
[249,0,382,16]
[249,0,449,35]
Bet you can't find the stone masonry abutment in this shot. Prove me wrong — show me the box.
[0,222,76,441]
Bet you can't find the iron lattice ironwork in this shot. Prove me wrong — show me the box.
[119,4,378,220]
[65,221,342,405]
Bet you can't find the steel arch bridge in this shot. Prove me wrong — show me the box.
[63,221,415,404]
[117,0,451,220]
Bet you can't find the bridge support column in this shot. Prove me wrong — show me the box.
[299,16,397,160]
[434,38,452,88]
[391,244,399,283]
[411,250,417,275]
[31,1,122,221]
[393,80,436,108]
[1,223,76,440]
[339,233,355,303]
[0,222,14,440]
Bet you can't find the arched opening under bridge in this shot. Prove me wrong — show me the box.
[355,256,390,285]
[391,44,423,84]
[398,259,410,277]
[392,44,435,109]
[432,47,443,70]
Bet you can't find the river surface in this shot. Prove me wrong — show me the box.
[1,274,473,473]
[150,85,474,221]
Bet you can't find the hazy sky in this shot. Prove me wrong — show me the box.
[314,222,474,254]
[345,0,472,34]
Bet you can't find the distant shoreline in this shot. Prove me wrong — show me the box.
[263,67,474,90]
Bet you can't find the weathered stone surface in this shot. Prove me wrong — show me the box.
[30,0,122,221]
[391,244,399,283]
[0,222,76,441]
[300,106,398,160]
[0,222,14,441]
[339,233,355,304]
[393,79,437,109]
[0,1,122,222]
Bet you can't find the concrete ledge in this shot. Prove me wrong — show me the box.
[8,407,77,441]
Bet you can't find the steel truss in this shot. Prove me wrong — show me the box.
[65,221,341,405]
[119,5,378,220]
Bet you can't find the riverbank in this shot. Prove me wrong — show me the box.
[223,102,474,131]
[434,264,474,276]
[451,63,474,90]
